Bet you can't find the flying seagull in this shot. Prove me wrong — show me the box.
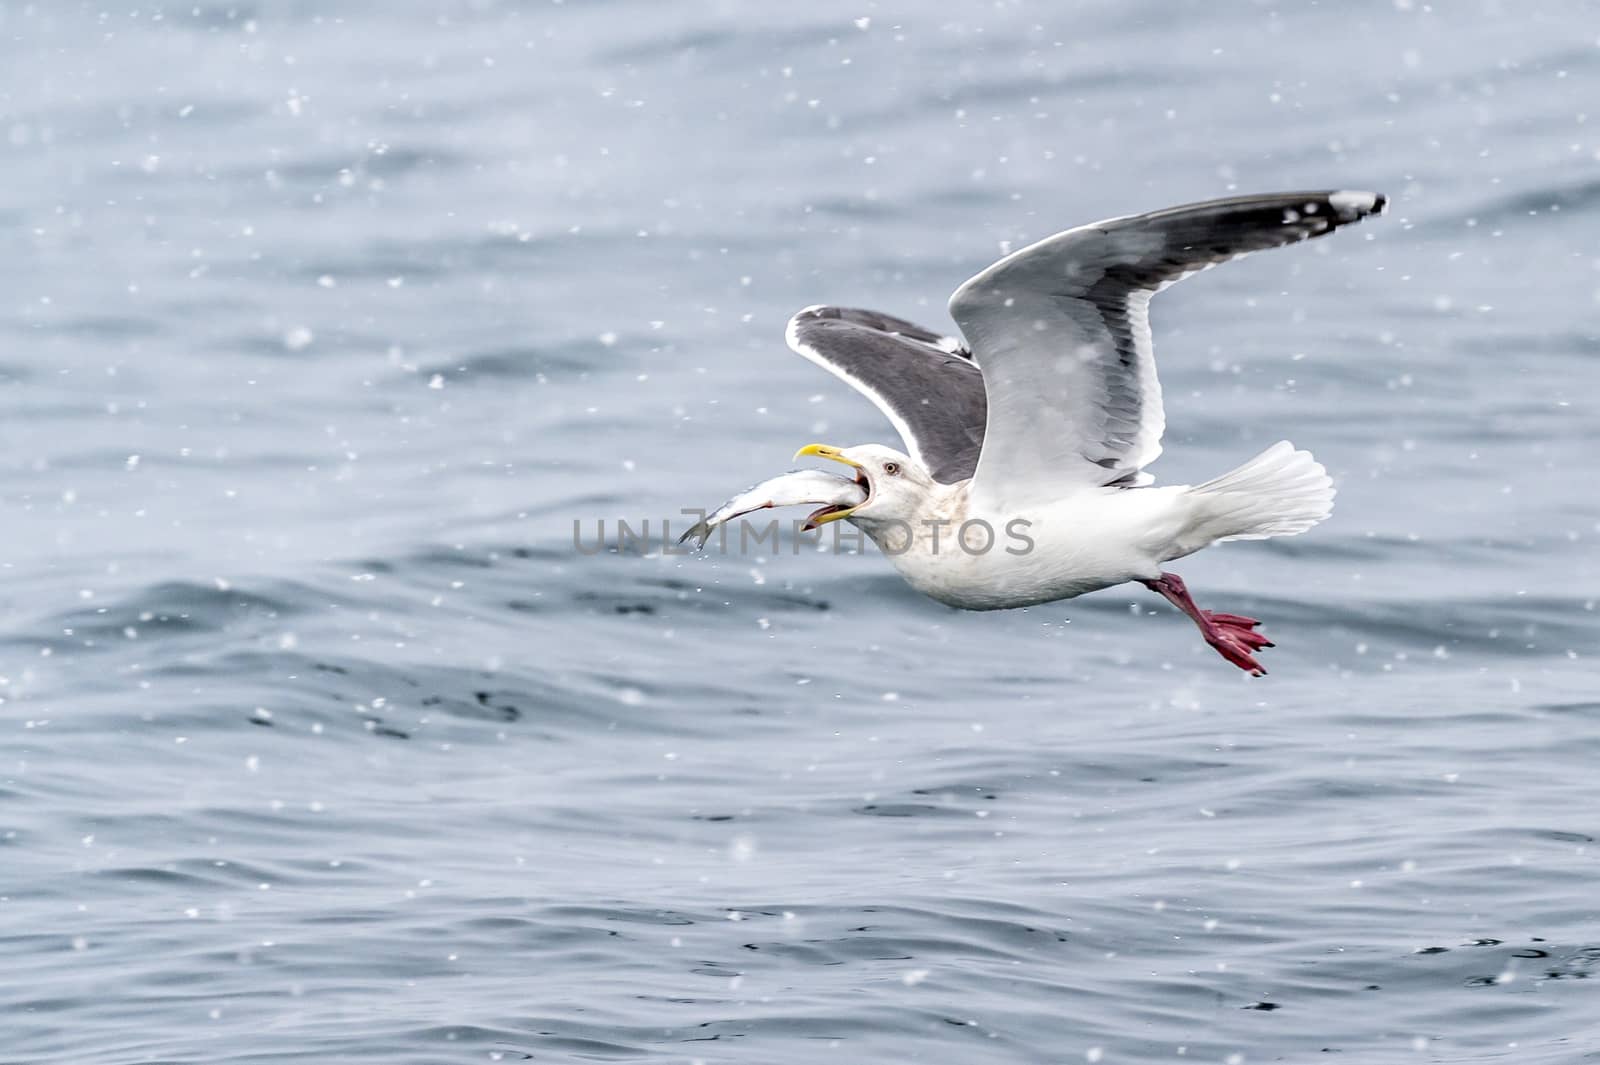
[699,191,1385,675]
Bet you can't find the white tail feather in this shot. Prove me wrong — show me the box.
[1183,441,1335,549]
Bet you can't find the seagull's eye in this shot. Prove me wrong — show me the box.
[883,462,900,476]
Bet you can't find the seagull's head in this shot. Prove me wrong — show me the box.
[792,442,933,530]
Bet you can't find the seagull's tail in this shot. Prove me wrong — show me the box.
[1180,441,1335,549]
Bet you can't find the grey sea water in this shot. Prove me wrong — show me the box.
[3,2,1599,1062]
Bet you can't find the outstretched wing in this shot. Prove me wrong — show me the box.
[785,304,987,484]
[948,190,1386,509]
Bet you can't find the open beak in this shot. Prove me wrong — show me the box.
[793,443,867,528]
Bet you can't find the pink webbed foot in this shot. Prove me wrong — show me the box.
[1198,611,1275,676]
[1139,573,1276,677]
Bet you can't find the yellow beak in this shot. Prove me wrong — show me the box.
[793,443,863,525]
[793,443,863,468]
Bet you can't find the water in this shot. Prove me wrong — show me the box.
[3,2,1599,1062]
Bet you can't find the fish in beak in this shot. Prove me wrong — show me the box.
[678,467,867,547]
[793,444,869,526]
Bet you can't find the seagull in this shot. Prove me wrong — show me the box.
[766,191,1383,675]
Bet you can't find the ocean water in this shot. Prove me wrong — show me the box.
[3,2,1599,1062]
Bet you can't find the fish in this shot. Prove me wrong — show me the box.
[678,469,868,548]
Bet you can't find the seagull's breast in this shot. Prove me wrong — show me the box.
[866,486,1193,611]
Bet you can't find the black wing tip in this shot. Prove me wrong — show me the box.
[1325,188,1387,220]
[1148,189,1388,231]
[1248,189,1387,241]
[788,304,972,358]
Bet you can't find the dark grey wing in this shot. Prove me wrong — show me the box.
[785,305,987,484]
[948,189,1386,509]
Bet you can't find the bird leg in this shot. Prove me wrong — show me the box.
[1139,572,1274,676]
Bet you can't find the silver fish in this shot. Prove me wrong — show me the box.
[679,468,867,548]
